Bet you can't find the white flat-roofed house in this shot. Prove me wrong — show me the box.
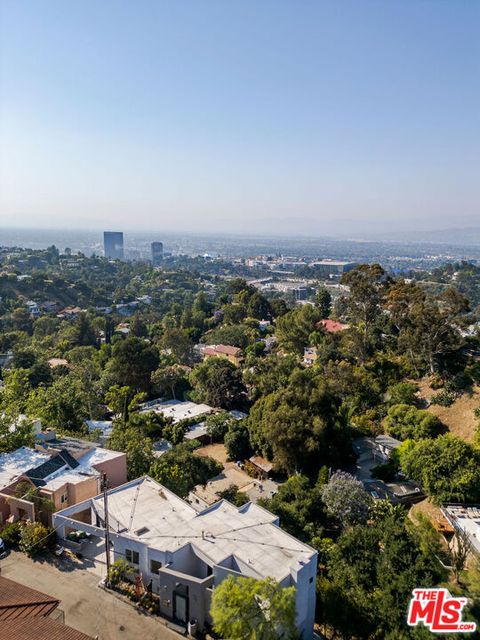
[442,504,480,554]
[139,399,213,424]
[84,420,114,445]
[53,476,317,638]
[184,422,210,444]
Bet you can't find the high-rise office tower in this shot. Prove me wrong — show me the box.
[104,231,124,260]
[151,241,164,267]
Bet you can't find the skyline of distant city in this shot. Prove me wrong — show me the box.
[2,226,480,275]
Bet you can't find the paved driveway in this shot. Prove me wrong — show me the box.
[0,551,181,640]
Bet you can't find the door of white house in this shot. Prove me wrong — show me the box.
[173,592,188,624]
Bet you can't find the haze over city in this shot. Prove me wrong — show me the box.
[2,3,480,638]
[1,0,479,238]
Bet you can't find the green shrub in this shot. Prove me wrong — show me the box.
[387,382,418,406]
[383,404,443,440]
[467,363,480,384]
[371,461,397,482]
[19,522,54,555]
[430,376,444,390]
[473,424,480,450]
[108,558,131,586]
[446,372,472,392]
[351,409,384,437]
[66,530,87,541]
[431,390,456,407]
[0,522,22,547]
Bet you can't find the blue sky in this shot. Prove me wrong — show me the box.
[0,0,479,236]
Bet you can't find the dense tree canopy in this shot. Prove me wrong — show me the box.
[276,305,323,355]
[149,442,222,497]
[189,358,246,409]
[398,435,480,503]
[248,370,349,475]
[383,404,443,440]
[109,337,159,392]
[318,514,446,639]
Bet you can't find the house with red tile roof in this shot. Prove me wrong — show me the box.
[201,344,244,366]
[317,319,349,333]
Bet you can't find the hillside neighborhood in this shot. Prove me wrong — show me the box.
[1,245,480,639]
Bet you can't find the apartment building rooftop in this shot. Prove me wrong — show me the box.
[1,438,125,493]
[23,449,80,487]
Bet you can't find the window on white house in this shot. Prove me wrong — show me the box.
[125,549,139,565]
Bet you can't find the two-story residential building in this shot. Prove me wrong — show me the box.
[53,476,317,639]
[0,437,126,526]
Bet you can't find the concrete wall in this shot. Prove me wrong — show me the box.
[290,558,318,640]
[0,494,9,525]
[169,544,211,579]
[69,476,100,506]
[92,454,127,488]
[0,492,35,523]
[45,476,100,513]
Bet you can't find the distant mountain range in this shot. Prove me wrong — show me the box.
[352,227,480,246]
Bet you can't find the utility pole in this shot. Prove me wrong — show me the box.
[101,472,111,585]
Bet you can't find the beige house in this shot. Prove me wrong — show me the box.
[0,438,126,526]
[201,344,244,366]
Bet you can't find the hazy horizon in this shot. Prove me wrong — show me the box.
[1,1,479,235]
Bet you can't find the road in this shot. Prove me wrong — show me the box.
[0,551,182,640]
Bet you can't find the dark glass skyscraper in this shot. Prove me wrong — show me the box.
[151,241,163,267]
[104,231,124,260]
